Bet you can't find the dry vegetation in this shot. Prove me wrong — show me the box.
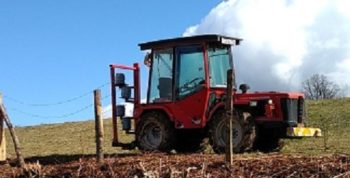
[2,153,350,177]
[1,99,350,177]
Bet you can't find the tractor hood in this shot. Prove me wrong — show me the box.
[234,91,304,105]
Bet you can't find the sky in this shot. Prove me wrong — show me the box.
[0,0,221,126]
[184,0,350,95]
[1,0,349,126]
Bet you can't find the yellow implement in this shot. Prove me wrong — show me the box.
[286,127,322,137]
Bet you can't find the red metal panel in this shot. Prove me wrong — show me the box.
[133,63,140,106]
[172,89,209,129]
[133,63,140,131]
[202,44,211,127]
[203,44,210,90]
[110,64,137,70]
[235,92,304,99]
[134,104,175,122]
[134,89,210,129]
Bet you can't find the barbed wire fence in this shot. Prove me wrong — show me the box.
[2,82,112,122]
[3,82,110,107]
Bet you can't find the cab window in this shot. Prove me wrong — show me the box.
[208,46,232,87]
[148,49,173,103]
[176,45,205,99]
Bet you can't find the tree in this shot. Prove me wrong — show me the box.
[302,74,340,100]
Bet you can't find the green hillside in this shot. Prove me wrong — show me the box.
[5,119,136,158]
[282,98,350,154]
[4,99,350,158]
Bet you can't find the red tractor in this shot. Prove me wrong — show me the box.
[110,34,321,153]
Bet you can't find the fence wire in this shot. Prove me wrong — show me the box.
[8,94,110,119]
[3,82,110,107]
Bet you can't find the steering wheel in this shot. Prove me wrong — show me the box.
[180,77,205,93]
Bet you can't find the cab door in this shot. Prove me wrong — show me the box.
[173,45,209,129]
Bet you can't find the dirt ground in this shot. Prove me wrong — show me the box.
[1,153,350,178]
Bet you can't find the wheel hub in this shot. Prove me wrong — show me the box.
[144,123,162,148]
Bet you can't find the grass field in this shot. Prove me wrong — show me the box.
[4,99,350,158]
[5,119,135,158]
[281,98,350,155]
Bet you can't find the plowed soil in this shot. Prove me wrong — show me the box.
[1,153,350,177]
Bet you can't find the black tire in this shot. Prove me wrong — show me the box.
[253,127,283,152]
[174,130,207,153]
[136,111,175,151]
[209,110,256,153]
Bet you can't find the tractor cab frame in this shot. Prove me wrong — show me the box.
[110,34,321,152]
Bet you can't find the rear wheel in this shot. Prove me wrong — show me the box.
[209,110,256,153]
[136,112,175,151]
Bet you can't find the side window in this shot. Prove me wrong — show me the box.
[208,46,232,87]
[176,45,205,99]
[148,49,173,103]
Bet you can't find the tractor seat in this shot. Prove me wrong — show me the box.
[158,77,172,101]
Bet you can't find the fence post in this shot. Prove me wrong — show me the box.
[0,93,25,167]
[0,94,6,161]
[225,69,234,166]
[94,89,104,163]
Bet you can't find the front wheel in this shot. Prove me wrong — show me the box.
[136,112,175,152]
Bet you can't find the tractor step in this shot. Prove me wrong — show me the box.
[286,127,322,137]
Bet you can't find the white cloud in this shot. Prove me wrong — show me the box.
[184,0,350,95]
[102,99,146,118]
[328,58,350,95]
[102,104,112,118]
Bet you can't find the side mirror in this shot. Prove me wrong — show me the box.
[239,84,250,94]
[144,52,151,67]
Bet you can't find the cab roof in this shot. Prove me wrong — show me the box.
[139,34,242,50]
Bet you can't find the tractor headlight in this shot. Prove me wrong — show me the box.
[268,99,273,104]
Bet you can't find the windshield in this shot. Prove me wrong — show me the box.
[208,46,232,87]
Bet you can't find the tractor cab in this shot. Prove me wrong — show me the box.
[137,35,242,130]
[141,35,241,104]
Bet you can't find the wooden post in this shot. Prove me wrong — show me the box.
[94,89,104,163]
[225,69,234,166]
[0,93,25,167]
[0,94,5,161]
